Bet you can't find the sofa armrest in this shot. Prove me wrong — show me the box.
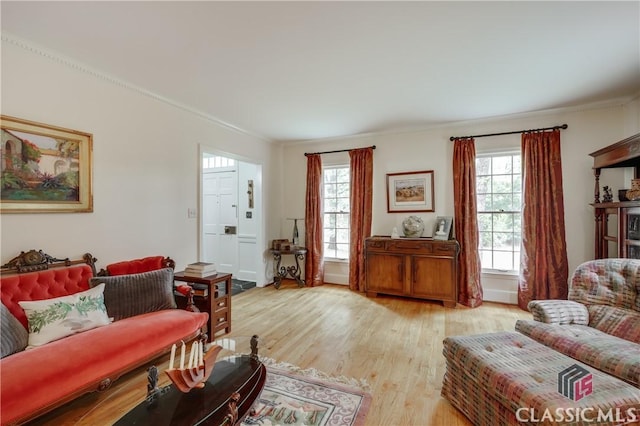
[527,300,589,325]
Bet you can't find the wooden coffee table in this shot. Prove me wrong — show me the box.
[114,354,266,425]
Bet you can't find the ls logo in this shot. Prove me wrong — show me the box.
[558,364,593,401]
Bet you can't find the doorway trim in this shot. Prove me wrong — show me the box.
[197,144,267,287]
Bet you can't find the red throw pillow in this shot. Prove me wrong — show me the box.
[106,256,164,276]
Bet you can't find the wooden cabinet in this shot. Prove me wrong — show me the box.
[591,202,640,259]
[365,236,459,307]
[623,207,640,258]
[589,133,640,259]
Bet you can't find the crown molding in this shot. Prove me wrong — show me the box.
[279,96,637,147]
[4,33,635,147]
[1,33,272,144]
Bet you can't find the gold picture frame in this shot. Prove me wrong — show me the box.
[1,115,93,213]
[386,170,435,213]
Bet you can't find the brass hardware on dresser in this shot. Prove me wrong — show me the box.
[364,236,460,307]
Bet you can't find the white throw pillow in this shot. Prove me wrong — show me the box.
[18,283,111,348]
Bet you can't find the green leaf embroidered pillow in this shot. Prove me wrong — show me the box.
[18,283,111,348]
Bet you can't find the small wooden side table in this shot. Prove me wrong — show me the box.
[174,272,232,341]
[269,247,307,289]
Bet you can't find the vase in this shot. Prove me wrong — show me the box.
[619,189,630,202]
[401,216,425,238]
[292,219,299,245]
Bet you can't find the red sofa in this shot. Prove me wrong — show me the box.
[0,252,208,425]
[98,255,175,276]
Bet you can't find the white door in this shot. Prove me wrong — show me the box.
[202,169,238,275]
[236,162,259,282]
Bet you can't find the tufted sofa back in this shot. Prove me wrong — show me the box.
[569,258,640,312]
[0,265,94,329]
[104,256,173,276]
[569,258,640,342]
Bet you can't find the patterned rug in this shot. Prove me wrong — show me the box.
[242,359,371,426]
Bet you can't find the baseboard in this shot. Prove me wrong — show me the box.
[235,270,257,282]
[323,274,518,297]
[324,273,348,285]
[483,289,518,305]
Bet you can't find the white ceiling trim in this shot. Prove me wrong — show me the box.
[1,33,271,144]
[2,2,638,142]
[279,96,636,147]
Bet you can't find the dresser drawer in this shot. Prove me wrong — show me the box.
[385,239,432,253]
[365,239,386,250]
[432,244,457,255]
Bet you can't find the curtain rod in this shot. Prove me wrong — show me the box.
[449,124,568,141]
[304,145,376,156]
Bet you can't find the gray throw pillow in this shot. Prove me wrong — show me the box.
[1,302,28,358]
[89,268,177,321]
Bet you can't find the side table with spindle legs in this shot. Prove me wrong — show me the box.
[269,247,307,288]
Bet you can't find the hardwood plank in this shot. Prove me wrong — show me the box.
[231,281,531,426]
[26,281,532,426]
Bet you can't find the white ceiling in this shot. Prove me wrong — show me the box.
[2,1,639,142]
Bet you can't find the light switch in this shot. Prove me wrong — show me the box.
[187,208,197,219]
[246,211,252,219]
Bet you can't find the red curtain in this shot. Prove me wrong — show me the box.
[518,130,568,309]
[349,147,374,292]
[305,154,324,287]
[453,138,483,307]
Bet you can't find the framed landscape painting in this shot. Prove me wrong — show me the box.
[1,116,93,213]
[386,170,435,213]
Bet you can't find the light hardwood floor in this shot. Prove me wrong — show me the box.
[29,281,532,426]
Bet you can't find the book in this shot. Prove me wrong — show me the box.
[183,269,217,278]
[185,262,216,272]
[174,283,210,297]
[185,266,216,273]
[184,261,217,277]
[189,283,209,297]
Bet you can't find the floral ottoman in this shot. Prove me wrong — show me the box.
[441,331,640,425]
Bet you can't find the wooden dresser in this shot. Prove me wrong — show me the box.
[364,236,460,307]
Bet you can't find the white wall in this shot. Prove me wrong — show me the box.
[624,96,640,137]
[0,40,283,286]
[3,37,637,296]
[280,101,639,301]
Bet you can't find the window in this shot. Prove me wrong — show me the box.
[202,155,235,169]
[476,152,522,272]
[323,166,350,259]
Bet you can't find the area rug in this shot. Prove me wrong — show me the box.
[242,358,372,426]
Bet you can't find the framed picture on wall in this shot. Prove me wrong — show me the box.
[1,115,93,213]
[386,170,435,213]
